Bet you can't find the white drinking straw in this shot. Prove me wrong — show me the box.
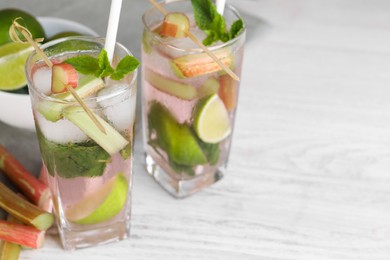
[105,0,123,63]
[216,0,226,15]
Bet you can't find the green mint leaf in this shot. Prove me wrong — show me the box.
[213,14,227,39]
[191,0,244,46]
[203,32,217,46]
[191,0,216,30]
[65,49,140,80]
[230,18,244,39]
[65,55,99,75]
[37,129,109,178]
[111,55,140,80]
[96,49,114,78]
[192,0,227,46]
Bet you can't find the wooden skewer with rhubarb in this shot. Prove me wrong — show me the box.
[9,18,107,135]
[148,0,240,81]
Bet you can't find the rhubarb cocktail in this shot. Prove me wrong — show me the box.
[25,37,139,250]
[141,0,246,197]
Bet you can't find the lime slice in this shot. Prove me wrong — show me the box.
[148,102,206,166]
[0,42,34,90]
[65,173,129,225]
[194,94,232,143]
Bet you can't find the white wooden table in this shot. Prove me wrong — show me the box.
[1,0,390,259]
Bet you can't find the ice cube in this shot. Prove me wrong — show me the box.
[97,86,136,132]
[36,112,88,144]
[33,66,52,94]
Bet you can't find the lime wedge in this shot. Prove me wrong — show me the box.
[148,102,206,166]
[0,42,34,91]
[66,173,129,225]
[194,94,232,143]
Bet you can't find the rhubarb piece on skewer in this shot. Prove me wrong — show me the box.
[51,63,78,94]
[37,75,104,122]
[160,12,190,38]
[0,145,51,210]
[0,220,44,249]
[0,182,53,231]
[171,48,233,78]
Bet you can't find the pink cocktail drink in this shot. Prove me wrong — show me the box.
[141,0,246,197]
[25,37,138,250]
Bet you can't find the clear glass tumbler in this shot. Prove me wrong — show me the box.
[25,37,137,250]
[141,0,246,198]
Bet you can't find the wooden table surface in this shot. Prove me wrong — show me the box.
[1,0,390,259]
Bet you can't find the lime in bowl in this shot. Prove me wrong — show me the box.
[0,16,98,130]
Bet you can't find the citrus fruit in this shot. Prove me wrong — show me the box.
[148,102,206,165]
[0,9,45,46]
[45,39,100,57]
[65,174,129,225]
[194,94,232,143]
[48,31,83,41]
[0,42,34,90]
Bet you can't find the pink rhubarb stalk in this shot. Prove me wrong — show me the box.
[0,215,22,260]
[0,145,51,209]
[0,220,44,249]
[0,182,53,231]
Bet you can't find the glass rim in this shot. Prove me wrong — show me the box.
[25,36,138,104]
[142,0,246,53]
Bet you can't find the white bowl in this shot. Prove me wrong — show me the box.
[0,17,98,131]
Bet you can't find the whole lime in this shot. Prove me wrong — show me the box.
[47,31,83,41]
[0,9,45,46]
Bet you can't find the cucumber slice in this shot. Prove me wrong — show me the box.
[63,106,129,155]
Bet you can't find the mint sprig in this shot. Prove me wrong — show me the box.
[97,49,115,78]
[65,49,140,80]
[191,0,244,46]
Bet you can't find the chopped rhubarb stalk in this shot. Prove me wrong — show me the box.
[0,182,53,231]
[38,75,104,123]
[0,215,21,260]
[0,220,45,249]
[145,68,197,100]
[160,12,190,38]
[171,48,233,78]
[39,166,49,187]
[0,145,52,210]
[218,74,238,112]
[0,239,20,260]
[198,77,220,98]
[51,63,78,94]
[38,167,53,212]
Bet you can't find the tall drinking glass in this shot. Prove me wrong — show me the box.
[25,37,137,250]
[141,0,246,197]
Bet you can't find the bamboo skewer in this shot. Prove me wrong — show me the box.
[10,19,106,134]
[65,86,106,134]
[148,0,240,81]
